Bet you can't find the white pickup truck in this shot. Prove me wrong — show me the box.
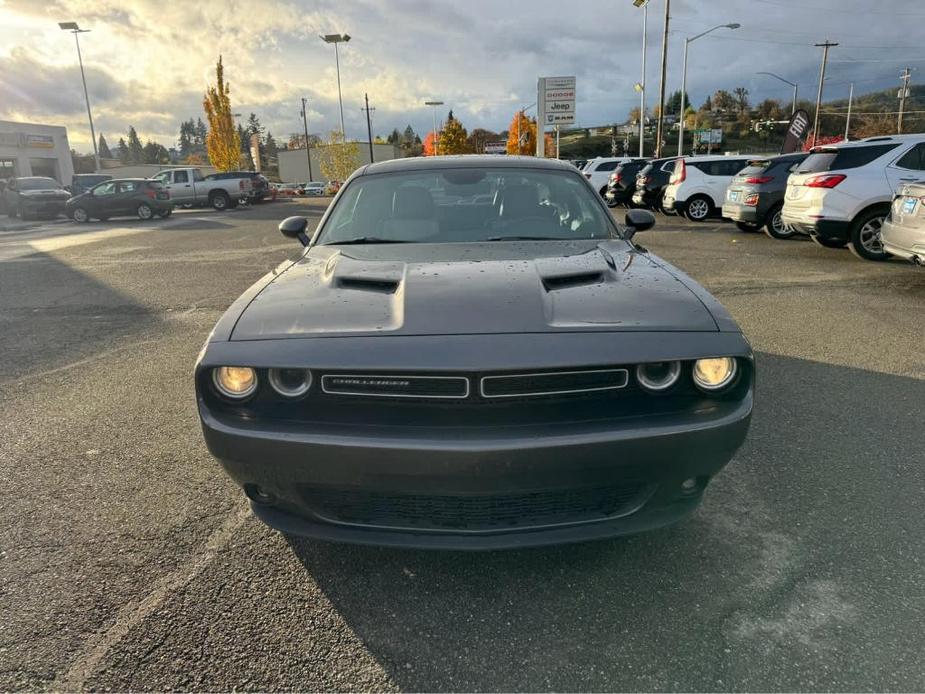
[153,168,253,210]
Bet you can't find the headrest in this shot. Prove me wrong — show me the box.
[392,186,435,219]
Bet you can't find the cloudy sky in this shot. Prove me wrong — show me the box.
[1,0,922,152]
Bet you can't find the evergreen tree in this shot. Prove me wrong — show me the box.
[195,118,207,148]
[701,95,713,111]
[178,119,195,158]
[126,126,144,164]
[97,134,112,158]
[142,140,170,164]
[117,137,129,164]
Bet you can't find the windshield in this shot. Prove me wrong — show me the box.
[739,160,773,176]
[317,167,619,244]
[19,177,60,190]
[798,144,899,173]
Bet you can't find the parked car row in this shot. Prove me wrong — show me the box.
[597,133,925,264]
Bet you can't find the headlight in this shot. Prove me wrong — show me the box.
[636,361,681,392]
[212,366,258,399]
[268,368,312,398]
[692,357,738,392]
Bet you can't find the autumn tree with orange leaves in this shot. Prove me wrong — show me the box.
[422,130,437,156]
[506,111,536,155]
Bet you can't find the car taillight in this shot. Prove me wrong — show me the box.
[612,173,622,183]
[744,193,760,206]
[744,176,773,184]
[145,188,156,199]
[805,174,846,189]
[670,160,686,184]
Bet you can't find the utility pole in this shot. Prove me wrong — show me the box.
[300,97,313,182]
[362,93,375,162]
[639,1,647,157]
[845,83,854,140]
[812,40,838,147]
[898,67,912,134]
[654,0,671,157]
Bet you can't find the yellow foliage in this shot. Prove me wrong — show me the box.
[506,111,536,155]
[203,55,241,172]
[318,131,361,182]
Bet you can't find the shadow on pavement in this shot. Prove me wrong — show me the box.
[288,352,925,691]
[0,249,164,382]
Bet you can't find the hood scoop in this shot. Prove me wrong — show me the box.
[541,271,606,292]
[324,251,405,294]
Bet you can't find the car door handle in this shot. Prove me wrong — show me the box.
[899,177,918,181]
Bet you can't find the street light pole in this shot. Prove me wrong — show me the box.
[363,93,375,162]
[633,0,649,157]
[757,71,798,115]
[654,0,670,158]
[845,83,854,139]
[424,100,443,155]
[59,22,100,172]
[678,23,740,157]
[300,98,313,181]
[321,33,351,139]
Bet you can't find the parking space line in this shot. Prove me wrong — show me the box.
[53,504,251,691]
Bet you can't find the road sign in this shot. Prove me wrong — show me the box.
[541,76,576,126]
[537,76,576,156]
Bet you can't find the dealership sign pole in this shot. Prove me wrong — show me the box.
[537,76,576,158]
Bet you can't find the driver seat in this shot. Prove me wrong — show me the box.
[380,186,440,241]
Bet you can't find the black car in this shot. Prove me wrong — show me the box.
[67,173,112,196]
[2,176,71,220]
[631,158,679,213]
[65,178,173,222]
[604,159,649,208]
[721,153,808,238]
[195,156,754,550]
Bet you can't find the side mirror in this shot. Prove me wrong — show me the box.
[279,215,311,246]
[623,209,656,239]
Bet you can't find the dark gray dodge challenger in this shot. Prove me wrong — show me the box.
[196,156,753,549]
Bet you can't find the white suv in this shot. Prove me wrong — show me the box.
[782,135,925,260]
[662,155,752,221]
[582,157,634,198]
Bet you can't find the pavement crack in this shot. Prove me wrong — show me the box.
[51,504,250,691]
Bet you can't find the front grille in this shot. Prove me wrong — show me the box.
[299,483,649,532]
[481,368,629,398]
[321,374,469,399]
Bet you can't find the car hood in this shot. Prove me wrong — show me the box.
[230,240,719,340]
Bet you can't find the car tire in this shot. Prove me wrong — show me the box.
[210,191,230,211]
[735,221,760,233]
[848,208,890,261]
[811,235,847,249]
[136,203,154,220]
[764,204,795,240]
[683,195,712,222]
[71,206,90,223]
[157,209,173,218]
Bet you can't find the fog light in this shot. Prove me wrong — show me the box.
[244,483,275,505]
[692,357,737,392]
[636,361,682,392]
[212,366,257,399]
[269,368,312,398]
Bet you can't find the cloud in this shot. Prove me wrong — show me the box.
[0,0,917,151]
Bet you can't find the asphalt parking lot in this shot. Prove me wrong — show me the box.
[2,199,924,691]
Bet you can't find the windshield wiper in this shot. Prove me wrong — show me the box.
[325,237,413,245]
[485,235,576,241]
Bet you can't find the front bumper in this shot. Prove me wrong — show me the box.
[200,394,752,549]
[882,218,925,264]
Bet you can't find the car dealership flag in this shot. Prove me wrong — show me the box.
[781,109,810,154]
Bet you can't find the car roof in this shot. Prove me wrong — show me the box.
[819,134,925,150]
[14,176,58,181]
[359,155,578,176]
[681,154,755,162]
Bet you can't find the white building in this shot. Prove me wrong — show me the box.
[0,120,75,184]
[278,143,401,183]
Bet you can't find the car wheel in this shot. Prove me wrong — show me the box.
[157,209,173,218]
[848,208,890,261]
[71,206,90,223]
[811,235,847,249]
[683,196,712,222]
[211,191,230,210]
[136,203,154,220]
[764,205,795,240]
[735,221,760,233]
